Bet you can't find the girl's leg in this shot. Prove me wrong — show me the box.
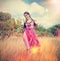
[23,32,30,50]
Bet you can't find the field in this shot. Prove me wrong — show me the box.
[0,34,60,61]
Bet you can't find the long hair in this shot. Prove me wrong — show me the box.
[24,12,37,28]
[24,11,32,21]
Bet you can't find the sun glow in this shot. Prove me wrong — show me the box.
[30,46,39,54]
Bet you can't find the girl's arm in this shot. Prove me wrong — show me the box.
[23,22,26,29]
[34,21,38,29]
[23,22,26,31]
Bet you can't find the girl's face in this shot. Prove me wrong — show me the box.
[24,14,30,20]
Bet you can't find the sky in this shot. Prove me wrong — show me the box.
[0,0,60,28]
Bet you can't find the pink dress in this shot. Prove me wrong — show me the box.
[23,20,40,49]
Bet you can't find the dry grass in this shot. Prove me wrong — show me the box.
[0,34,60,61]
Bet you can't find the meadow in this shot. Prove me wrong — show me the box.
[0,34,60,61]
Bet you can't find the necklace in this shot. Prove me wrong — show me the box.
[27,20,32,24]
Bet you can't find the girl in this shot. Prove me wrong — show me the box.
[23,12,40,51]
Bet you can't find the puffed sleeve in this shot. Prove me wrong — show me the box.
[34,21,37,26]
[32,20,37,27]
[33,20,38,29]
[23,22,26,29]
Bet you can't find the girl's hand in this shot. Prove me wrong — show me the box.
[34,24,38,30]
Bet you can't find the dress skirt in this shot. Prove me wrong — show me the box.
[23,28,40,49]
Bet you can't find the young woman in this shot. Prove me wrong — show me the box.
[23,12,40,51]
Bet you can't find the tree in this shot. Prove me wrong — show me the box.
[0,12,11,21]
[47,24,60,36]
[0,12,12,40]
[37,25,46,32]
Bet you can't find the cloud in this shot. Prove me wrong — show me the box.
[0,0,45,17]
[22,0,45,4]
[0,0,60,28]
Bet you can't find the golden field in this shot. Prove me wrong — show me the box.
[0,34,60,61]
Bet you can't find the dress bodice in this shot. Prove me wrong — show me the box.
[26,21,34,28]
[24,20,37,29]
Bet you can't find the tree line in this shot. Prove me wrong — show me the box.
[0,12,60,40]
